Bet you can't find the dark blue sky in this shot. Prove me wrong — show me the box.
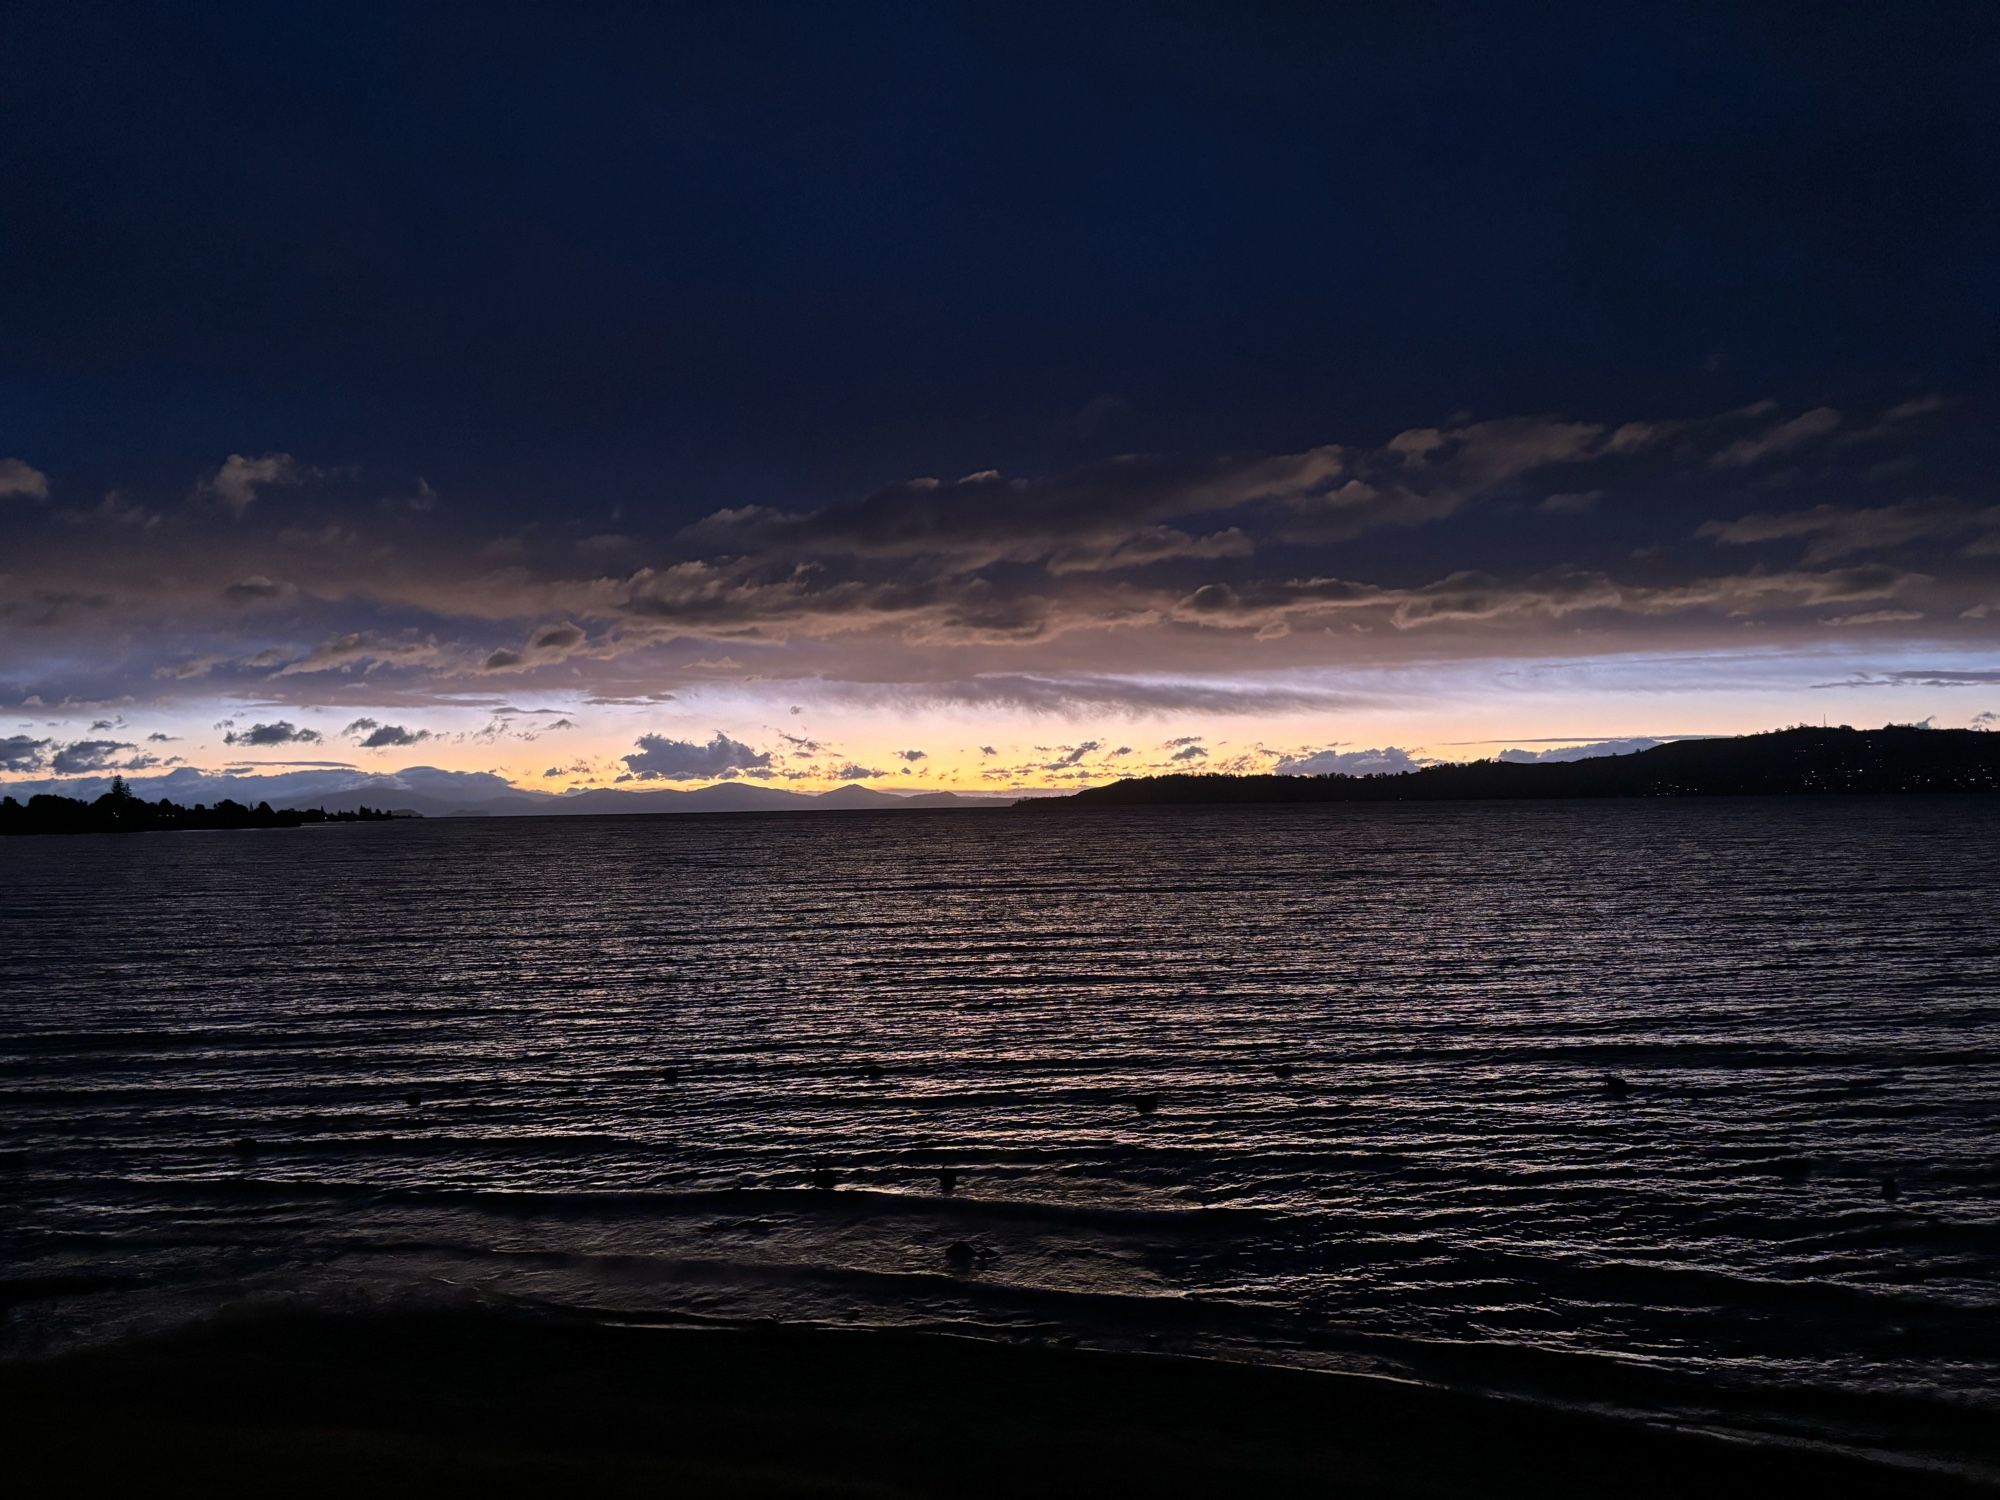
[8,2,1995,512]
[4,2,1998,792]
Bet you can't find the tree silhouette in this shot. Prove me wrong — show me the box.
[2,789,405,836]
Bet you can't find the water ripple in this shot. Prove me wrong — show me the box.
[3,798,1997,1469]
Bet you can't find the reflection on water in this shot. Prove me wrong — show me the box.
[3,800,1997,1470]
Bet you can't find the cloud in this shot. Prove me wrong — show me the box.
[158,653,229,681]
[61,492,159,529]
[1842,394,1955,445]
[830,762,888,780]
[1041,741,1101,769]
[0,734,51,771]
[200,452,310,518]
[1711,407,1841,467]
[1385,416,1609,482]
[1273,415,1619,541]
[682,445,1346,571]
[51,739,136,774]
[223,721,324,746]
[362,725,430,747]
[9,396,1984,733]
[273,632,446,677]
[1174,563,1924,633]
[895,748,927,762]
[195,407,1992,634]
[482,620,589,672]
[1696,499,1999,564]
[1046,525,1254,574]
[537,411,1706,650]
[1272,745,1420,775]
[1540,490,1602,514]
[0,458,51,500]
[222,575,288,604]
[1820,609,1924,627]
[1495,738,1661,763]
[606,556,1079,646]
[978,745,997,756]
[889,674,1368,718]
[622,730,773,781]
[1879,395,1953,425]
[1811,669,2000,689]
[343,718,431,748]
[1169,743,1209,761]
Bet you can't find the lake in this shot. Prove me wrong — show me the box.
[3,799,1997,1477]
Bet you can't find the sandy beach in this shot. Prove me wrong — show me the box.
[7,1307,1989,1498]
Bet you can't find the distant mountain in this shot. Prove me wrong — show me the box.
[1021,727,2000,809]
[4,764,533,816]
[3,763,1006,818]
[297,784,547,817]
[505,781,1002,817]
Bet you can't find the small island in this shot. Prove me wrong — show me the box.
[1018,725,2000,809]
[0,777,413,836]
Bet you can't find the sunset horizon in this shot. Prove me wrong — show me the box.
[8,387,1995,799]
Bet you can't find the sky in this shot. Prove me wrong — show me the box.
[4,2,1998,797]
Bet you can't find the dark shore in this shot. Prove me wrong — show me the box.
[7,1308,1988,1498]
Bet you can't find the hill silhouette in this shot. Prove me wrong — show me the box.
[1020,726,2000,809]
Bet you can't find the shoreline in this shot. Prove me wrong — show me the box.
[6,1306,1990,1498]
[8,790,1997,837]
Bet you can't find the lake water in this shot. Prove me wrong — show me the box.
[3,800,1997,1477]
